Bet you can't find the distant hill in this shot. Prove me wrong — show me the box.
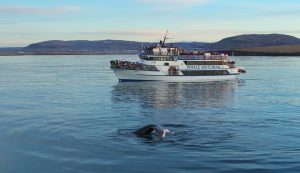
[1,34,300,56]
[234,45,300,56]
[22,40,207,55]
[169,42,207,50]
[0,47,22,56]
[207,34,300,50]
[23,40,148,54]
[22,34,300,54]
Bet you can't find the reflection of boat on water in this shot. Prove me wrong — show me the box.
[110,31,246,82]
[111,81,237,109]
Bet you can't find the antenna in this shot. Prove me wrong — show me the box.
[232,51,237,62]
[162,30,168,47]
[162,30,173,47]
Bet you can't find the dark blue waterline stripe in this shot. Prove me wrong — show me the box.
[119,79,159,82]
[136,74,239,77]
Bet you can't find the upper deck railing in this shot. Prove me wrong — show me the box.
[141,47,181,56]
[141,46,228,60]
[177,54,228,60]
[140,52,228,61]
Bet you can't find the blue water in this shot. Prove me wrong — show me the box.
[0,55,300,173]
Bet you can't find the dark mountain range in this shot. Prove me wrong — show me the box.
[23,40,207,54]
[23,40,147,54]
[207,34,300,50]
[0,47,22,55]
[25,40,145,51]
[1,34,300,56]
[233,45,300,56]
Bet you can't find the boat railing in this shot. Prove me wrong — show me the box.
[141,49,228,60]
[110,60,158,71]
[110,60,140,70]
[177,55,228,60]
[141,50,180,56]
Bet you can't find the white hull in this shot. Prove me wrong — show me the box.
[113,69,238,82]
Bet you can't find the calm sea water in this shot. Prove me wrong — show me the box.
[0,55,299,173]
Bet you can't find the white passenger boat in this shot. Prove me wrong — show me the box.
[110,33,246,82]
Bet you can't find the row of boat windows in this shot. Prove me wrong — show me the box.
[140,56,228,66]
[184,61,227,65]
[141,56,175,61]
[181,70,229,76]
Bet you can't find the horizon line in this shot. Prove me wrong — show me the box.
[1,33,299,48]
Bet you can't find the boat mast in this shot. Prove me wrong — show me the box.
[162,30,169,47]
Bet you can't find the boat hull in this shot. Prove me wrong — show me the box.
[113,69,238,82]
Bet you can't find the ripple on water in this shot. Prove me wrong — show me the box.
[115,123,234,151]
[1,56,300,173]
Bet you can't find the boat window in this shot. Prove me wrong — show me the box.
[142,56,175,61]
[141,64,159,71]
[181,70,229,76]
[164,63,169,66]
[184,61,226,65]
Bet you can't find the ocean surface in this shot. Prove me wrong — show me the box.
[0,55,299,173]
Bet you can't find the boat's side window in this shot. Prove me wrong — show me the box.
[181,70,229,76]
[184,61,226,65]
[141,64,159,71]
[164,63,169,66]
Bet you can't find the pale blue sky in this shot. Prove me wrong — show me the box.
[1,0,300,47]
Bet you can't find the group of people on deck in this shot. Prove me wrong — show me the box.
[110,60,141,70]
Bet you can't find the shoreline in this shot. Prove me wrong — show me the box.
[1,52,300,56]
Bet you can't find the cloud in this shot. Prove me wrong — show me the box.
[136,0,213,11]
[138,0,212,5]
[78,29,167,38]
[67,29,174,42]
[0,5,81,15]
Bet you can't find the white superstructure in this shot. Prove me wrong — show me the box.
[110,33,245,82]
